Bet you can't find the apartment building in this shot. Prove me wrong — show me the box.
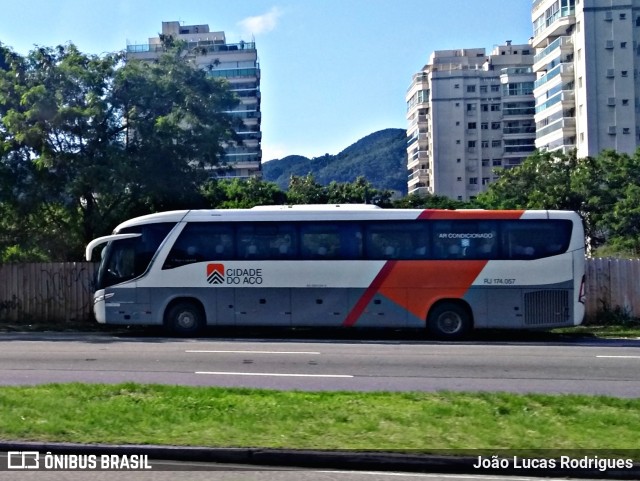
[532,0,640,157]
[127,21,261,178]
[406,43,535,200]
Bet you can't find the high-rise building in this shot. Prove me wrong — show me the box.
[127,21,261,178]
[532,0,640,157]
[406,43,535,200]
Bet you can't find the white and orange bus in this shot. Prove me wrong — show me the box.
[85,205,586,339]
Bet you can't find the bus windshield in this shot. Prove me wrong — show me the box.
[95,222,175,289]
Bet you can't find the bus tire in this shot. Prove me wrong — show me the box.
[427,302,471,340]
[165,301,204,336]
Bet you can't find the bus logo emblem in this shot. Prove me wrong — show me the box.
[207,264,224,284]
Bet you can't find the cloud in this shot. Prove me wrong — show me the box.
[238,7,282,36]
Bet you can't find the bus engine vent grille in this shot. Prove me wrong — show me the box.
[524,290,569,326]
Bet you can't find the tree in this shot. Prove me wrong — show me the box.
[201,177,286,209]
[476,150,583,211]
[572,149,640,253]
[392,192,469,210]
[0,42,238,260]
[327,177,393,206]
[286,174,328,204]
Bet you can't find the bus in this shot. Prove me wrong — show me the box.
[85,205,586,339]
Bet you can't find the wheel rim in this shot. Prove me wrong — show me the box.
[176,311,197,330]
[436,311,463,334]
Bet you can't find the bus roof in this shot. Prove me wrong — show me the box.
[112,205,581,233]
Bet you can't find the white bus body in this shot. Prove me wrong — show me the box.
[86,205,586,339]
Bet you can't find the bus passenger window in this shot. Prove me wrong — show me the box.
[300,224,340,259]
[163,223,234,269]
[501,219,572,260]
[431,220,497,259]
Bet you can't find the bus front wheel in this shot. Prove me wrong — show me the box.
[427,303,471,340]
[165,301,204,336]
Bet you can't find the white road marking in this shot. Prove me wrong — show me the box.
[196,371,353,378]
[597,355,640,359]
[186,350,321,355]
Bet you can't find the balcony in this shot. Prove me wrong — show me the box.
[408,169,430,181]
[127,40,256,54]
[532,8,575,49]
[533,62,574,91]
[503,126,536,135]
[536,117,576,140]
[533,36,573,70]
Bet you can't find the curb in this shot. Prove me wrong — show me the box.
[1,441,639,479]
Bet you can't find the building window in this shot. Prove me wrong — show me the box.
[622,70,628,77]
[481,141,489,148]
[621,42,628,49]
[481,122,488,130]
[467,85,476,93]
[492,140,501,148]
[468,141,476,148]
[492,160,502,166]
[622,99,630,106]
[490,104,500,111]
[469,177,478,185]
[467,104,477,112]
[480,85,488,93]
[620,13,627,20]
[491,85,500,92]
[454,84,460,89]
[468,122,477,129]
[623,127,631,134]
[457,177,462,182]
[481,104,489,112]
[491,122,501,130]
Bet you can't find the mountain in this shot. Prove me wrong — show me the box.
[262,128,408,194]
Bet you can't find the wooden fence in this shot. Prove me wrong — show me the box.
[0,263,97,323]
[0,259,638,324]
[584,257,640,322]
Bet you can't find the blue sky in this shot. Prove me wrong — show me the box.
[1,1,533,161]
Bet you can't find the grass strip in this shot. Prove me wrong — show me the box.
[0,383,638,452]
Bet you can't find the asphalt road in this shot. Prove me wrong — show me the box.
[0,332,639,396]
[0,467,612,481]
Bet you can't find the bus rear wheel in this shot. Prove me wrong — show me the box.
[427,303,471,340]
[165,301,204,336]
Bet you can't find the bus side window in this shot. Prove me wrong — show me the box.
[300,224,340,259]
[163,223,234,268]
[501,220,572,260]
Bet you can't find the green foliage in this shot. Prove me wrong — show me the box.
[392,193,470,209]
[476,150,583,211]
[201,178,286,209]
[0,42,237,260]
[286,174,329,204]
[285,174,392,206]
[478,148,640,253]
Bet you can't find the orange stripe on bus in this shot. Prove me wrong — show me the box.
[343,261,397,327]
[343,260,488,326]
